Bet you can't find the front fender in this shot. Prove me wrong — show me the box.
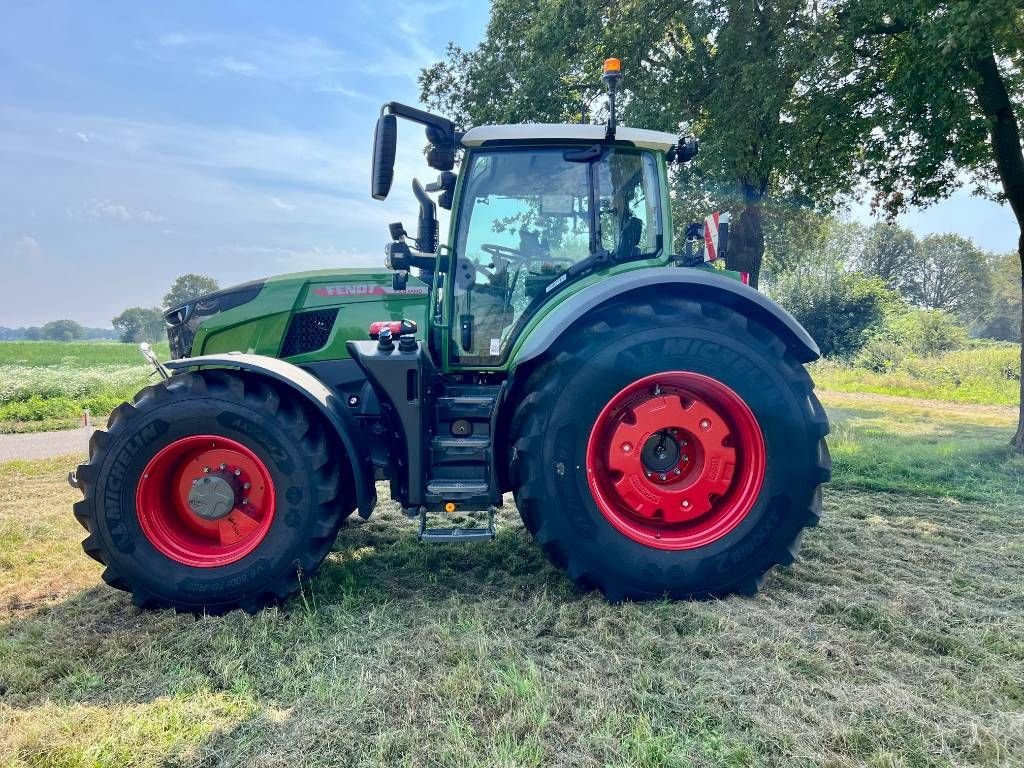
[510,267,820,371]
[164,353,376,518]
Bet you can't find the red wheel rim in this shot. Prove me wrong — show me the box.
[135,435,276,567]
[585,372,765,550]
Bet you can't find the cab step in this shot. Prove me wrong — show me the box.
[418,506,496,544]
[425,479,489,500]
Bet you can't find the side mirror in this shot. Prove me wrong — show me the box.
[667,136,698,164]
[389,222,407,241]
[371,113,397,200]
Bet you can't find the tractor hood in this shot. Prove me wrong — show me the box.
[165,268,431,362]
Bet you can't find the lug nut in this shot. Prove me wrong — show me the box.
[243,482,251,490]
[621,442,632,453]
[673,468,681,475]
[659,473,667,481]
[699,419,711,431]
[241,498,248,506]
[234,468,241,477]
[682,499,692,510]
[219,463,227,470]
[645,471,652,478]
[203,466,210,473]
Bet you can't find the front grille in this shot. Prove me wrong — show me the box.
[280,308,338,357]
[164,306,198,359]
[166,320,196,359]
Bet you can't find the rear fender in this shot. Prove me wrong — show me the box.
[511,267,820,371]
[164,353,377,517]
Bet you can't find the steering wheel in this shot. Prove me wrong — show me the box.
[481,243,529,264]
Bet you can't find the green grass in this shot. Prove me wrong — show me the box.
[0,340,170,367]
[1,391,1022,766]
[0,341,168,433]
[813,344,1021,406]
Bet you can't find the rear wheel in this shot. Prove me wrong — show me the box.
[73,370,354,613]
[508,296,830,600]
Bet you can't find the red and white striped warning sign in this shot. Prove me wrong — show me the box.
[704,212,721,262]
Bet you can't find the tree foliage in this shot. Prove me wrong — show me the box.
[979,252,1024,341]
[40,319,85,342]
[909,234,991,317]
[163,274,219,310]
[854,223,919,293]
[112,307,164,344]
[420,0,868,286]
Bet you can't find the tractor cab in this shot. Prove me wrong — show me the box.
[370,59,701,369]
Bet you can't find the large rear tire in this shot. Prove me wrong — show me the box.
[72,370,354,613]
[508,295,830,600]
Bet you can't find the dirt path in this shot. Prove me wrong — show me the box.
[0,426,95,462]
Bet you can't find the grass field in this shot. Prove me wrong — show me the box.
[813,345,1022,406]
[1,391,1022,767]
[0,342,169,434]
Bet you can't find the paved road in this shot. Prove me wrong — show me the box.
[0,427,97,462]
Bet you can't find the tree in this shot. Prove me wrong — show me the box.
[979,252,1023,341]
[420,0,867,286]
[163,274,219,310]
[770,266,898,358]
[907,234,991,320]
[854,223,920,293]
[112,307,164,343]
[23,326,43,341]
[41,319,85,342]
[838,0,1024,450]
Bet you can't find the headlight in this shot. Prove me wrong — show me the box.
[164,280,264,358]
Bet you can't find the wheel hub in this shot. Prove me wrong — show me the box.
[187,472,240,521]
[586,372,765,550]
[639,430,688,475]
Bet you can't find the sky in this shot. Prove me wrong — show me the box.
[0,1,1018,328]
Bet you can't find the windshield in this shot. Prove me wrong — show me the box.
[451,146,661,364]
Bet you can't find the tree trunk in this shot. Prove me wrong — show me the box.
[729,192,766,288]
[972,51,1024,453]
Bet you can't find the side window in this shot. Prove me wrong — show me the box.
[598,152,660,259]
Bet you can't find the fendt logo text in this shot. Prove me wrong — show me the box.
[312,284,428,298]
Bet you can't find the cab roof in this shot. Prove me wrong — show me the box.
[461,123,678,152]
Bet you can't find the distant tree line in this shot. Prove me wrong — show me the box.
[1,273,220,345]
[0,322,117,341]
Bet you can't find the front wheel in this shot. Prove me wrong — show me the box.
[72,370,354,613]
[508,296,830,600]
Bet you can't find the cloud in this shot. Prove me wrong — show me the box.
[69,198,165,224]
[140,29,410,95]
[75,132,89,143]
[158,33,191,48]
[220,56,259,77]
[12,236,44,260]
[270,197,296,212]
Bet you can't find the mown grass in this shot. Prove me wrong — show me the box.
[0,342,169,434]
[1,392,1022,766]
[813,345,1021,406]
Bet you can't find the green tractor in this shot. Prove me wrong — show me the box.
[70,61,829,612]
